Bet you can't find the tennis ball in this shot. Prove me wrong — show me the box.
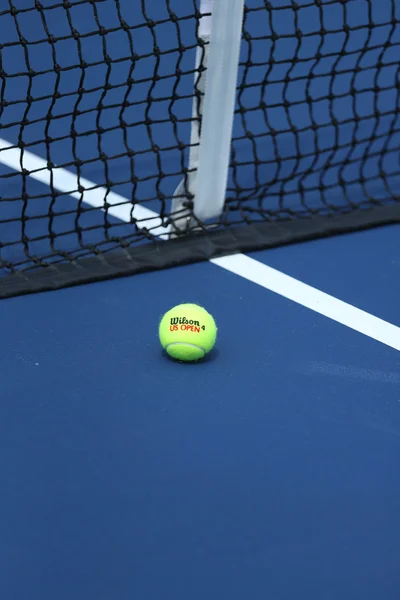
[159,303,217,362]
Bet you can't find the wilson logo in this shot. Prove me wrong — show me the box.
[170,316,206,333]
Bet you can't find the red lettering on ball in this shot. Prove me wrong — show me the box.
[179,324,201,333]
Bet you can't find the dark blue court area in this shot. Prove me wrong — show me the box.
[1,224,399,600]
[1,1,400,599]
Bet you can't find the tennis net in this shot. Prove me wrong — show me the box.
[1,0,399,298]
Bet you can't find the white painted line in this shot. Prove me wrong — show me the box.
[0,137,169,239]
[210,254,400,352]
[1,137,398,351]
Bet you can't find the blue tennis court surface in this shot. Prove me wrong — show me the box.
[1,0,399,271]
[1,1,400,599]
[1,225,399,599]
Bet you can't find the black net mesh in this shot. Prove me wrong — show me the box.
[0,0,399,296]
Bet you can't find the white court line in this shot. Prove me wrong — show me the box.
[1,138,399,351]
[0,137,168,238]
[211,254,400,352]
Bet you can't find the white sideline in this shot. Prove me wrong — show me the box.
[211,255,400,352]
[0,137,169,239]
[1,138,399,351]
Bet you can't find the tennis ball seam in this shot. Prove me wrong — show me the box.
[166,342,206,356]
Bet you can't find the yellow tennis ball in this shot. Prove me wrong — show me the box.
[159,303,217,362]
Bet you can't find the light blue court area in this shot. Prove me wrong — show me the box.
[1,0,399,272]
[1,227,399,600]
